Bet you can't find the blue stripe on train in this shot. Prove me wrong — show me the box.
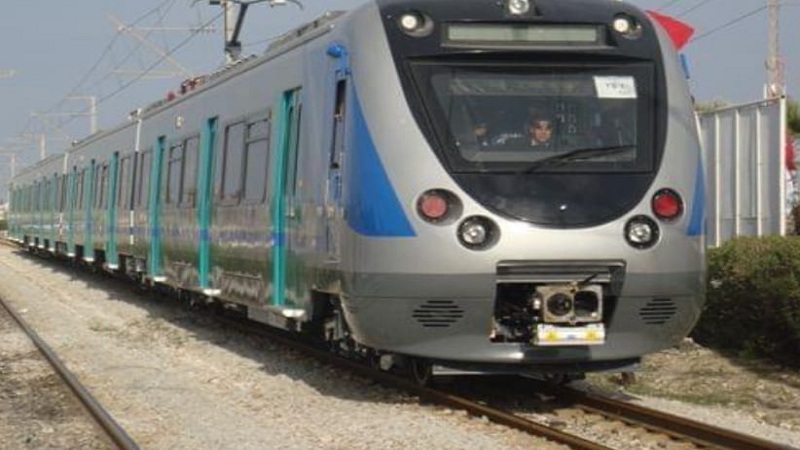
[345,92,416,237]
[687,157,705,237]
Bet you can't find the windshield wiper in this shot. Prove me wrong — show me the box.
[520,145,635,174]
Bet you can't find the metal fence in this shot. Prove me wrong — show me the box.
[696,97,787,247]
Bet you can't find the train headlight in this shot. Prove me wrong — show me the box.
[397,11,434,37]
[612,14,642,39]
[457,216,498,250]
[507,0,531,16]
[624,215,660,249]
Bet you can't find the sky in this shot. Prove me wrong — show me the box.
[0,0,795,201]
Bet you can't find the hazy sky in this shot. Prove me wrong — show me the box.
[0,0,794,197]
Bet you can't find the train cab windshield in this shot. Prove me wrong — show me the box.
[410,62,655,174]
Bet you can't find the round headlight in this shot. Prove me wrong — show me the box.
[399,13,422,32]
[624,215,660,249]
[457,216,498,250]
[397,11,434,37]
[462,221,487,245]
[613,17,632,34]
[507,0,531,16]
[612,14,642,39]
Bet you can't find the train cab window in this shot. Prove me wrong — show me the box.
[220,122,245,202]
[243,117,270,203]
[181,136,199,206]
[410,62,654,173]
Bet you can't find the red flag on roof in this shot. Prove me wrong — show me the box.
[646,10,695,51]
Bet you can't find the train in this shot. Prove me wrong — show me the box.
[6,0,705,382]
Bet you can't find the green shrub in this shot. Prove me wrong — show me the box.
[692,236,800,367]
[0,219,6,231]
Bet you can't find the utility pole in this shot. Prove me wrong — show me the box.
[766,0,784,98]
[65,96,98,135]
[21,133,46,161]
[223,0,239,64]
[109,15,195,79]
[0,151,17,178]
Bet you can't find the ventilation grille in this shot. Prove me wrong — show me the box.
[640,298,678,325]
[412,300,465,328]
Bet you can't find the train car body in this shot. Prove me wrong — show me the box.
[7,0,705,378]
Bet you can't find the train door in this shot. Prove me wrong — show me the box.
[271,88,302,308]
[149,136,166,280]
[49,172,58,252]
[66,167,77,256]
[197,117,217,293]
[106,152,119,269]
[325,79,347,263]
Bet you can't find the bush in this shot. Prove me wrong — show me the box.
[0,219,6,231]
[692,236,800,367]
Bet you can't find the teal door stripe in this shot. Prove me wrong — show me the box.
[106,153,119,268]
[149,137,165,277]
[198,117,217,289]
[271,90,297,308]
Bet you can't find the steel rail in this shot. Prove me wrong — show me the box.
[215,315,611,450]
[0,296,139,450]
[557,387,795,450]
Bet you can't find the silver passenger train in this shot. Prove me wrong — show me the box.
[7,0,705,379]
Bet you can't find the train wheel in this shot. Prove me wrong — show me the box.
[409,358,433,386]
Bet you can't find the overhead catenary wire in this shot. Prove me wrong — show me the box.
[690,5,768,43]
[18,1,220,145]
[21,0,181,137]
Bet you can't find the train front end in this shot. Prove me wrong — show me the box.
[338,0,705,375]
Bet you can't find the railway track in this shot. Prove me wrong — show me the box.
[214,312,795,450]
[0,294,139,450]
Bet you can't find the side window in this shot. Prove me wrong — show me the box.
[58,174,67,212]
[243,117,270,202]
[136,150,152,208]
[182,135,200,206]
[76,169,85,210]
[97,164,108,208]
[287,102,303,197]
[118,156,130,208]
[221,122,245,202]
[166,142,184,205]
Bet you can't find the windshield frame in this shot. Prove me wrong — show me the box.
[407,60,656,174]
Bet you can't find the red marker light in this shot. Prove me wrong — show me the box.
[652,189,683,221]
[418,192,448,221]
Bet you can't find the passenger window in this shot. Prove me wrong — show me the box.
[221,122,245,202]
[166,142,184,205]
[182,136,200,206]
[243,118,270,202]
[137,150,152,208]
